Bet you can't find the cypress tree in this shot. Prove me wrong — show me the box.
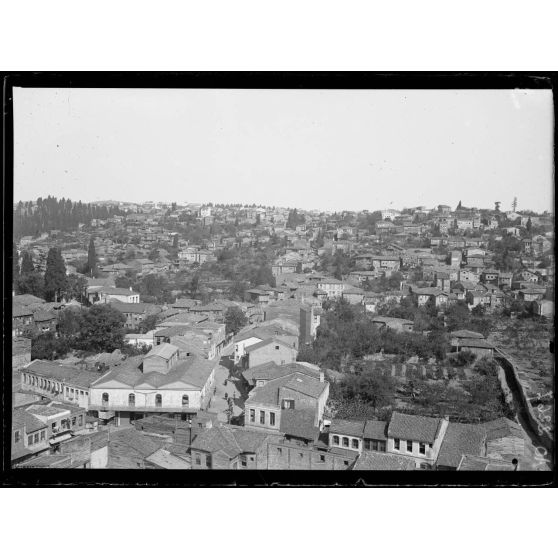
[87,236,97,275]
[44,247,67,302]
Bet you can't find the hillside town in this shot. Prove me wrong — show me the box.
[11,197,554,470]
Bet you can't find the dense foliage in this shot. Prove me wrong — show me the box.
[297,299,450,370]
[14,196,123,240]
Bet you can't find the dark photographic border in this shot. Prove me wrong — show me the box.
[2,71,556,487]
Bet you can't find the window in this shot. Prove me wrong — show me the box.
[270,412,276,426]
[394,438,400,450]
[206,455,212,468]
[407,440,413,453]
[332,435,339,445]
[102,392,109,404]
[155,394,162,407]
[342,437,349,448]
[14,430,20,444]
[34,433,39,444]
[40,430,45,441]
[28,435,33,446]
[129,393,135,407]
[282,399,294,409]
[195,455,201,465]
[249,409,255,423]
[71,417,76,427]
[241,456,247,468]
[378,441,386,452]
[51,422,57,431]
[182,394,189,407]
[260,411,265,425]
[352,439,359,449]
[419,442,426,455]
[78,415,83,427]
[319,455,325,462]
[277,447,282,455]
[275,345,280,350]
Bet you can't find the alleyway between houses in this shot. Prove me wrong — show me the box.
[207,343,247,423]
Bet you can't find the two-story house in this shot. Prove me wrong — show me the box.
[244,367,329,434]
[244,337,298,369]
[386,412,450,469]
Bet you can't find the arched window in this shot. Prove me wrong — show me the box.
[155,394,162,407]
[128,393,135,407]
[102,392,109,404]
[332,435,340,445]
[182,394,189,407]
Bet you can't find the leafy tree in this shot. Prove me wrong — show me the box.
[449,350,477,367]
[139,313,160,334]
[471,304,486,317]
[57,308,83,339]
[16,271,45,298]
[115,275,133,289]
[224,306,248,336]
[444,301,471,331]
[44,247,67,302]
[228,280,248,301]
[65,274,88,303]
[141,273,171,303]
[252,264,274,287]
[76,304,126,352]
[20,251,35,274]
[31,332,71,360]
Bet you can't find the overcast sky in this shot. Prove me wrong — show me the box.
[13,87,554,212]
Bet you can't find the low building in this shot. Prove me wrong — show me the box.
[435,422,487,470]
[245,338,298,369]
[386,412,450,469]
[89,355,216,425]
[353,451,416,470]
[245,367,329,434]
[109,301,160,329]
[190,425,277,469]
[11,407,50,465]
[22,360,99,410]
[455,338,495,358]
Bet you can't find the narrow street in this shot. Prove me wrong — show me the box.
[207,343,246,423]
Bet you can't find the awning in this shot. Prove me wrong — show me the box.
[49,433,72,444]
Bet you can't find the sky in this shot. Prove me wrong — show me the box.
[13,87,554,213]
